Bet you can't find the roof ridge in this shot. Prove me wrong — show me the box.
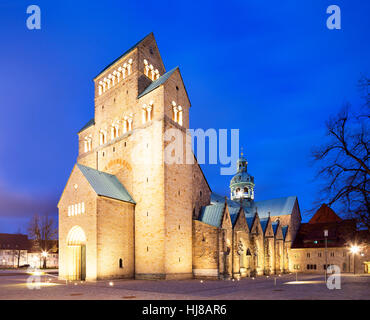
[95,32,154,78]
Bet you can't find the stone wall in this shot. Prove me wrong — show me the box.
[96,197,134,279]
[192,220,219,278]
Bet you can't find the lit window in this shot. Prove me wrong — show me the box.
[143,60,160,80]
[99,130,107,145]
[171,101,183,126]
[111,123,119,139]
[82,202,85,213]
[142,102,153,124]
[123,114,133,132]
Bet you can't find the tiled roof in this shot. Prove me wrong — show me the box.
[137,67,178,99]
[77,164,135,204]
[77,118,95,133]
[292,219,356,248]
[0,233,30,250]
[309,204,342,224]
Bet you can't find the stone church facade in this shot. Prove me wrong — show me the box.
[58,33,303,281]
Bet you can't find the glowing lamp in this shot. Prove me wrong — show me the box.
[350,246,360,254]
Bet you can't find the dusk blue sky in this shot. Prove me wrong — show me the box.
[0,1,369,233]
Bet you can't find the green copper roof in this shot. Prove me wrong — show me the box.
[253,196,297,217]
[259,218,269,233]
[77,164,135,204]
[78,118,95,133]
[137,67,178,99]
[199,203,225,228]
[272,222,279,235]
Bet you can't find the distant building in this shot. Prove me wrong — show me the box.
[290,204,370,273]
[0,233,29,267]
[0,233,58,268]
[28,239,59,268]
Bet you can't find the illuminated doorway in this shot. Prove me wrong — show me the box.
[67,226,86,281]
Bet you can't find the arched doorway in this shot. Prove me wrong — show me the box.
[67,226,86,281]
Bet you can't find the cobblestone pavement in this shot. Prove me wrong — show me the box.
[0,272,369,300]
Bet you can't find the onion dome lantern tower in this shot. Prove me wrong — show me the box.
[230,150,255,205]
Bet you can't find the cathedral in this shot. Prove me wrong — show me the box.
[58,33,301,281]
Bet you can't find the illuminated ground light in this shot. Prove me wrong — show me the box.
[26,282,61,287]
[284,281,325,285]
[200,280,203,283]
[109,281,114,287]
[27,271,45,276]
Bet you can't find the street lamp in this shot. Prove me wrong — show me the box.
[350,245,360,275]
[324,229,328,282]
[41,251,48,269]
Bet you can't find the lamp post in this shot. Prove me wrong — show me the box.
[41,251,48,269]
[324,229,328,282]
[350,245,359,275]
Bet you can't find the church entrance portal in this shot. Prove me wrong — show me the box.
[66,226,86,281]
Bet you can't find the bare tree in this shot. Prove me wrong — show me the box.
[312,77,370,230]
[28,214,57,268]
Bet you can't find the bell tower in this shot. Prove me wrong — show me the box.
[230,150,255,205]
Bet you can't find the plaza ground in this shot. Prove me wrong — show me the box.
[0,270,369,300]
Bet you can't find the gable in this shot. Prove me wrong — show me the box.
[95,32,153,79]
[163,67,191,107]
[58,164,96,207]
[309,204,342,224]
[138,67,178,99]
[233,208,249,232]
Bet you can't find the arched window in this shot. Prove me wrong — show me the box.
[143,60,160,80]
[171,101,183,126]
[142,102,153,124]
[123,114,133,132]
[244,187,248,194]
[111,123,119,140]
[99,130,107,145]
[177,106,183,126]
[119,258,123,268]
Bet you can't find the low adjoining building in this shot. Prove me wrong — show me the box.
[290,204,370,274]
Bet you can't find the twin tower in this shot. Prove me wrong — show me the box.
[58,33,212,280]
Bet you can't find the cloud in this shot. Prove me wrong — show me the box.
[0,185,58,219]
